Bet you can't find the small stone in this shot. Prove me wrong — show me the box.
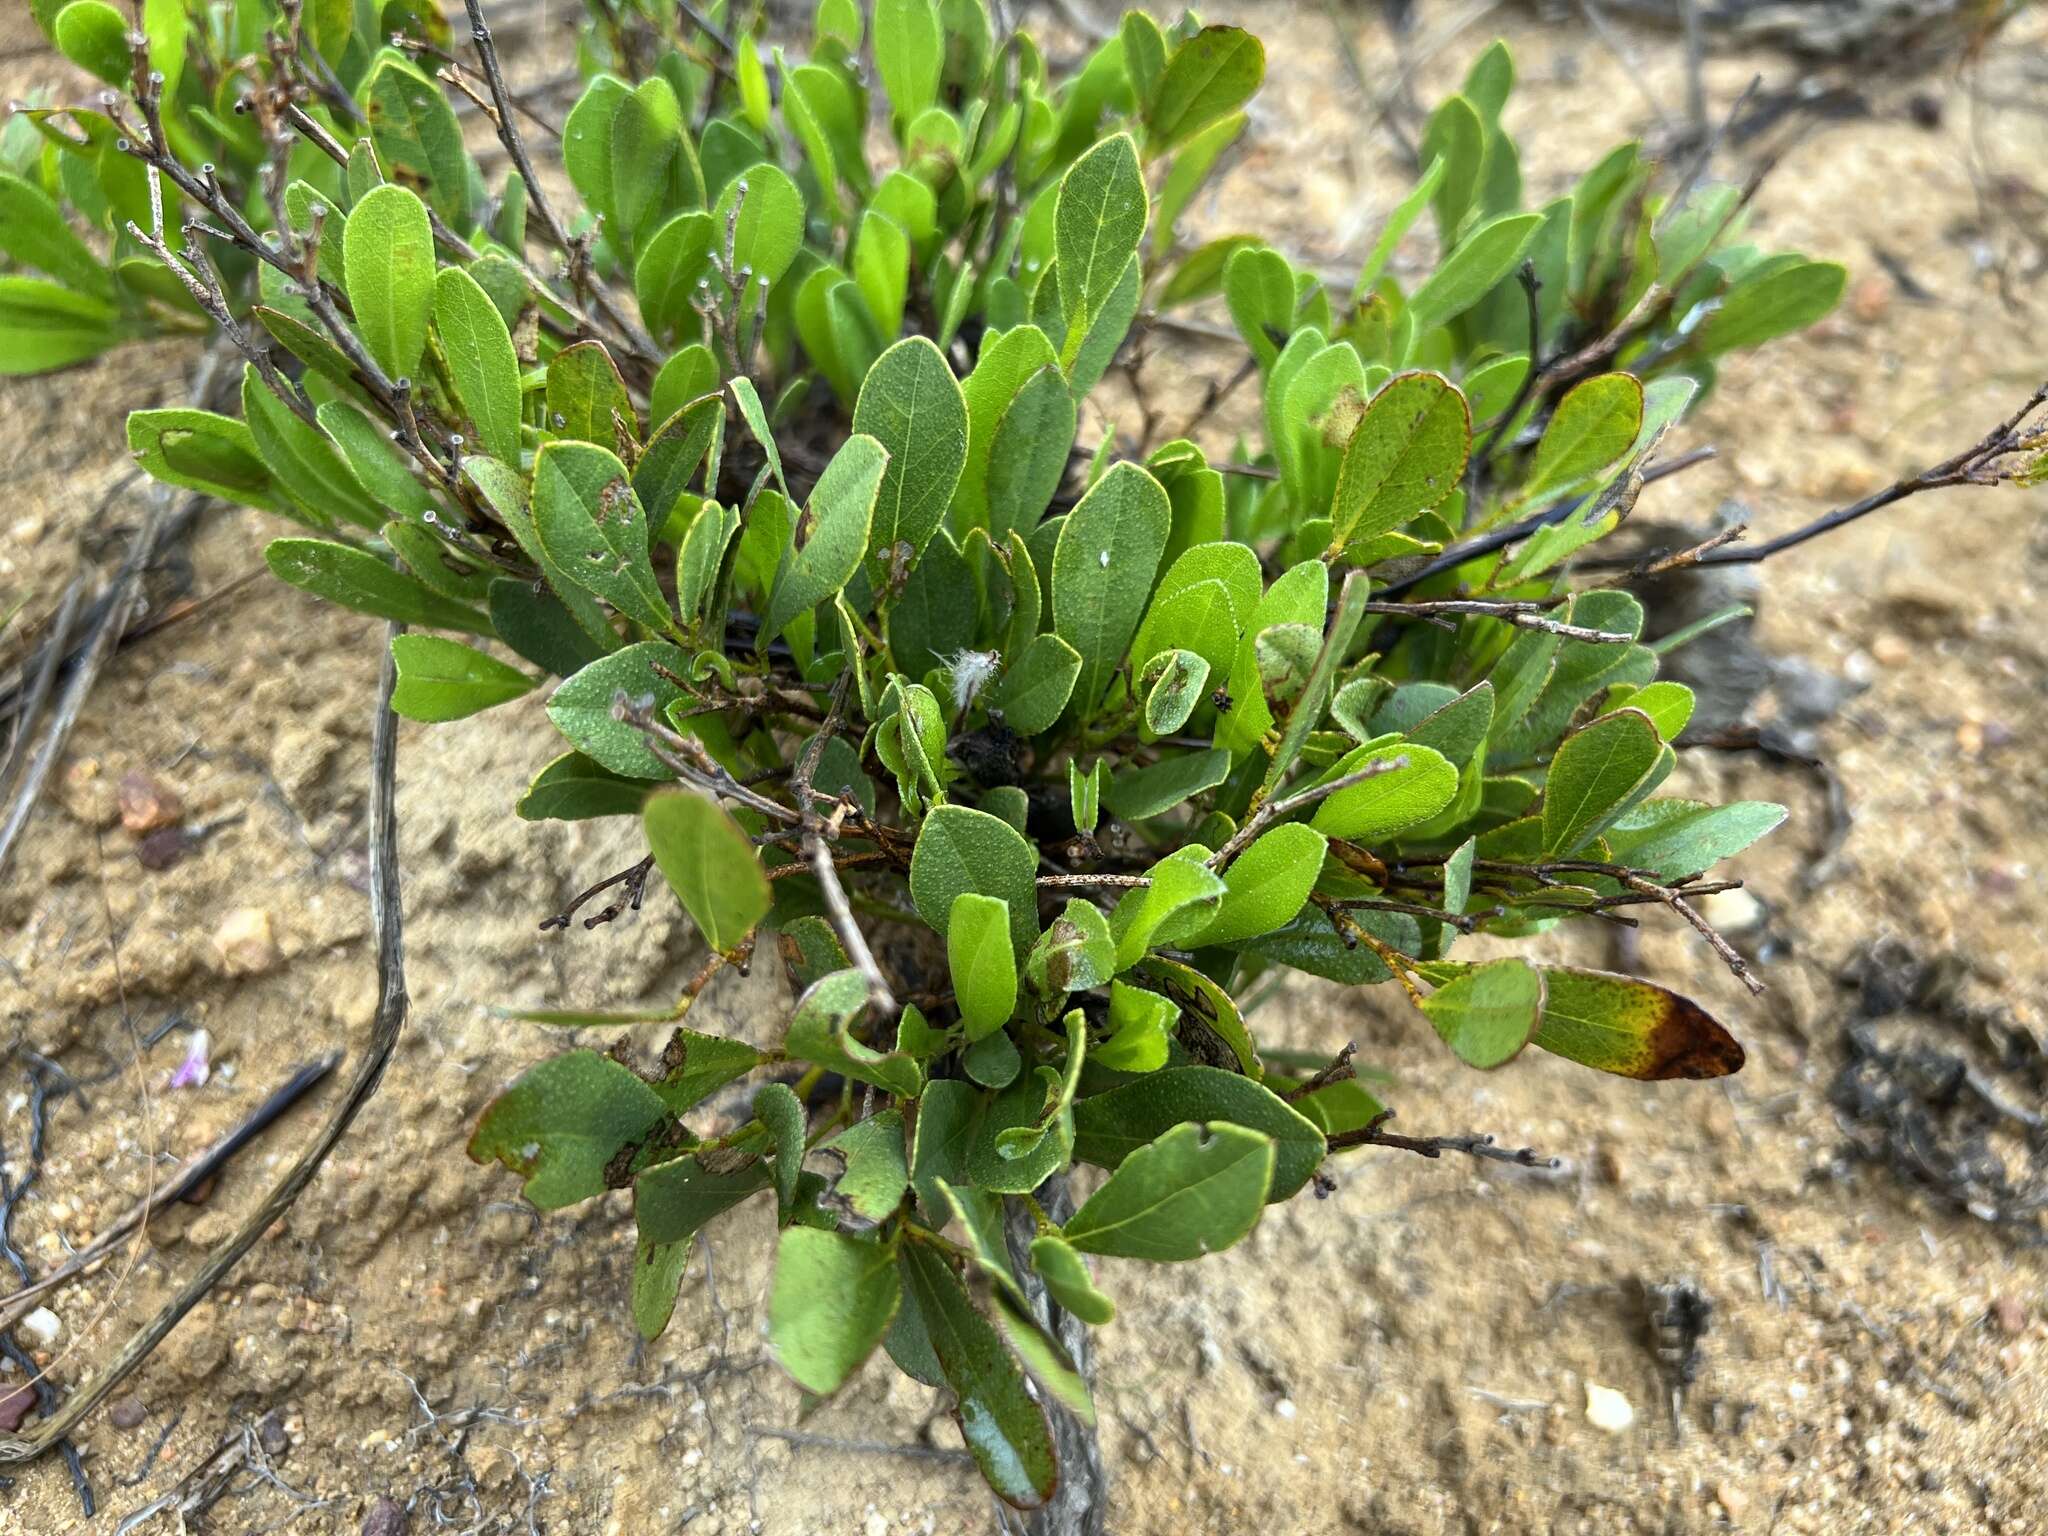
[185,1210,238,1250]
[136,825,190,871]
[1991,1296,2027,1335]
[1584,1382,1634,1433]
[1715,1482,1749,1521]
[1274,1398,1297,1419]
[361,1497,409,1536]
[119,771,182,835]
[109,1395,149,1430]
[162,1302,227,1381]
[0,1385,34,1433]
[19,1307,61,1348]
[258,1411,290,1457]
[472,1445,517,1489]
[59,757,120,828]
[1869,633,1912,667]
[1849,275,1892,323]
[213,908,278,976]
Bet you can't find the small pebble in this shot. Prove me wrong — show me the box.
[19,1307,61,1349]
[109,1395,149,1430]
[1991,1296,2028,1335]
[1584,1382,1635,1433]
[118,771,182,835]
[213,907,279,976]
[361,1496,409,1536]
[0,1385,35,1433]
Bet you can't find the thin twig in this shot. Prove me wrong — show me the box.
[792,674,897,1017]
[1327,1109,1559,1167]
[1210,755,1412,872]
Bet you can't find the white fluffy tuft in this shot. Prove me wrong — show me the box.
[946,649,1003,713]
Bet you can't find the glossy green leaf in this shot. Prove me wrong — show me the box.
[1104,748,1232,823]
[1073,1065,1323,1201]
[1190,822,1326,946]
[875,0,943,122]
[53,1,128,84]
[1603,798,1787,880]
[1521,373,1644,503]
[714,163,804,289]
[434,267,522,465]
[1145,25,1265,156]
[1054,133,1147,353]
[1052,461,1172,713]
[0,276,125,374]
[1028,1235,1115,1324]
[239,369,378,531]
[1064,1121,1273,1260]
[0,172,111,299]
[785,970,924,1096]
[265,539,488,632]
[897,1243,1057,1509]
[1310,742,1459,842]
[516,751,646,822]
[1693,259,1846,357]
[1406,211,1542,336]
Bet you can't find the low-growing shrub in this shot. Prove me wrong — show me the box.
[5,0,1902,1507]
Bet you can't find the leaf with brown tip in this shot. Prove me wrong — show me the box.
[1531,966,1744,1080]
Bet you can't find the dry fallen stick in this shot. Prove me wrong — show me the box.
[0,628,411,1465]
[0,1052,342,1333]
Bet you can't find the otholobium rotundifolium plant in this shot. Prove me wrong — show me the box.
[4,0,1857,1505]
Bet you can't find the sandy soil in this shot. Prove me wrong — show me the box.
[3,3,2046,1533]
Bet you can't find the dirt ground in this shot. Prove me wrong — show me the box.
[3,2,2046,1532]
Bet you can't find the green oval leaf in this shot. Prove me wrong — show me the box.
[770,1228,902,1396]
[1063,1121,1274,1260]
[853,336,968,567]
[1330,371,1471,551]
[1419,956,1545,1069]
[389,633,533,721]
[909,804,1040,959]
[434,266,523,465]
[644,788,772,953]
[343,183,434,382]
[948,892,1019,1041]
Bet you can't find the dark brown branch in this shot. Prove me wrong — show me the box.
[1281,1042,1356,1104]
[1326,1110,1558,1168]
[540,855,656,932]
